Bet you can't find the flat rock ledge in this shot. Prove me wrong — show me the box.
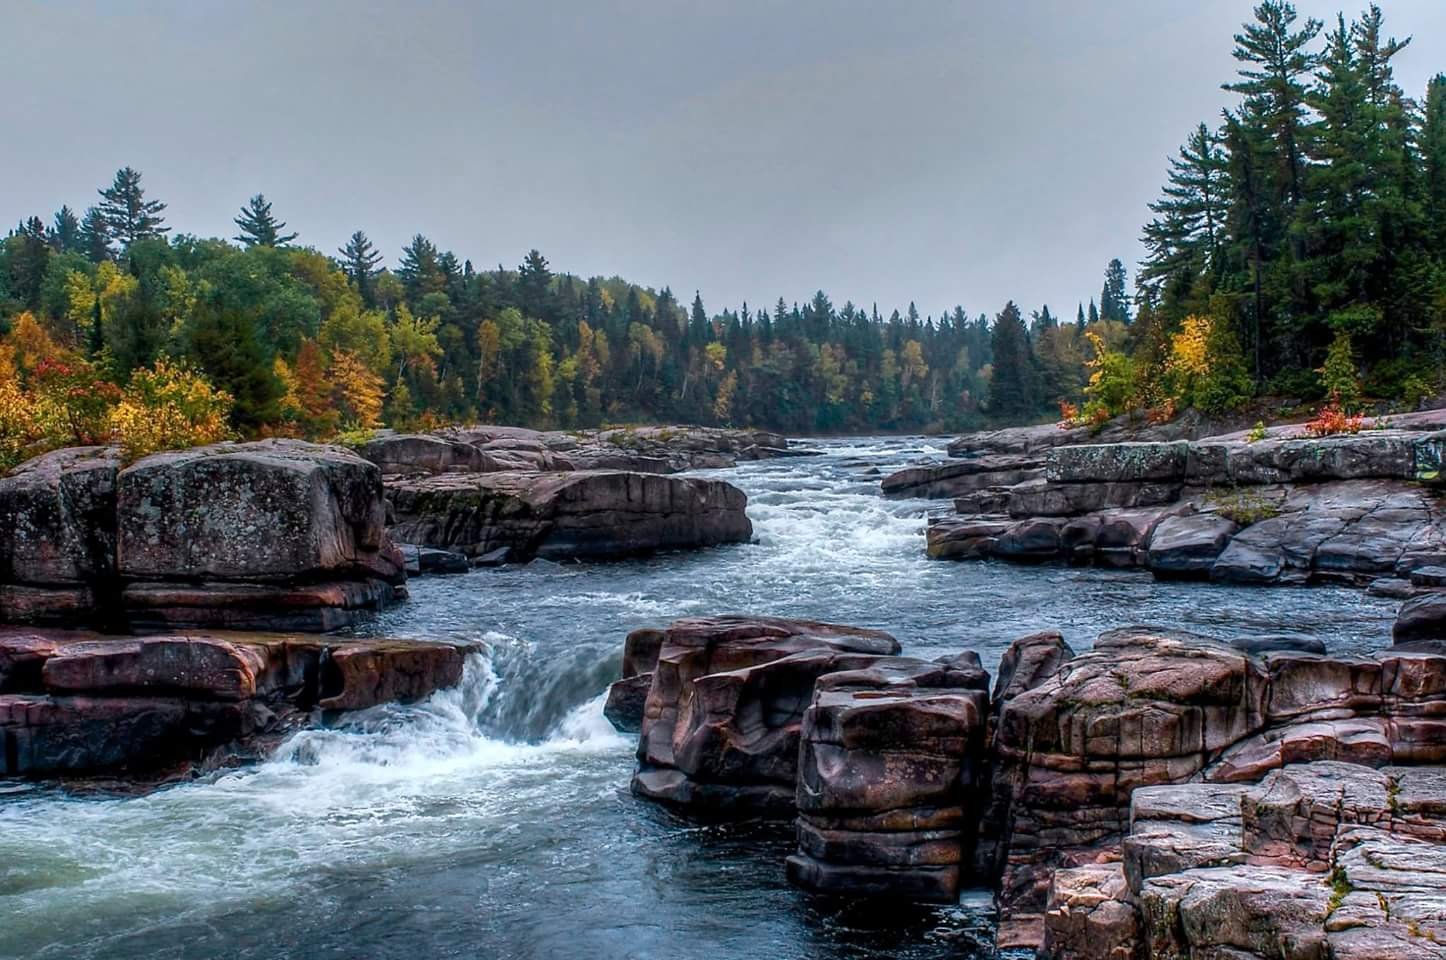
[386,469,752,563]
[0,441,406,631]
[0,626,477,778]
[361,424,800,477]
[608,617,1446,956]
[920,424,1446,592]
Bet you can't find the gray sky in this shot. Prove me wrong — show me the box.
[4,1,1444,322]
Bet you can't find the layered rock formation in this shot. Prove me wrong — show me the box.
[387,470,752,563]
[787,654,990,902]
[923,419,1446,587]
[612,616,1446,956]
[627,615,900,813]
[0,626,475,777]
[1042,763,1446,959]
[0,440,406,631]
[361,424,799,477]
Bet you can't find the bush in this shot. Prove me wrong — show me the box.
[1303,402,1365,437]
[1317,332,1362,412]
[109,358,234,460]
[1082,332,1135,418]
[1165,313,1253,413]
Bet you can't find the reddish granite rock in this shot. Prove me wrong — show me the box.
[0,627,476,777]
[0,446,120,588]
[630,616,899,814]
[787,654,989,902]
[604,627,666,734]
[1041,864,1142,960]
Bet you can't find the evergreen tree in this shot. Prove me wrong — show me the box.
[987,301,1035,418]
[77,206,112,262]
[1141,123,1230,297]
[1100,258,1131,323]
[1425,74,1446,258]
[397,234,443,301]
[233,194,297,247]
[49,206,81,253]
[4,217,51,310]
[1223,1,1321,211]
[517,249,553,319]
[338,230,383,303]
[97,166,168,248]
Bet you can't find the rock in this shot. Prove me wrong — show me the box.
[994,517,1069,561]
[881,456,1045,500]
[1146,513,1240,578]
[1,441,406,632]
[1227,634,1328,655]
[1367,577,1421,599]
[0,446,120,590]
[603,674,651,733]
[603,627,665,734]
[925,517,1010,560]
[1007,478,1182,518]
[396,543,470,576]
[1040,864,1141,960]
[117,440,403,586]
[119,579,400,633]
[0,627,475,776]
[787,654,990,902]
[1410,565,1446,587]
[1047,442,1190,484]
[359,433,491,475]
[386,470,752,562]
[630,616,899,814]
[986,628,1268,933]
[472,547,512,567]
[1393,593,1446,644]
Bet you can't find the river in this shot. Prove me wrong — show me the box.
[0,437,1396,959]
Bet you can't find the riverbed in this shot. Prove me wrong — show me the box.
[0,437,1396,960]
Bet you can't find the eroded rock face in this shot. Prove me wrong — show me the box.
[1,441,406,631]
[787,654,990,902]
[386,470,752,562]
[630,616,899,814]
[604,627,665,734]
[0,627,476,776]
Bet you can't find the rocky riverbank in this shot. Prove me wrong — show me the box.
[908,413,1446,599]
[608,615,1446,956]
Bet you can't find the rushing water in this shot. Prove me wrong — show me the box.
[0,437,1397,960]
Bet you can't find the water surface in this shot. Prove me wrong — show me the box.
[0,437,1395,959]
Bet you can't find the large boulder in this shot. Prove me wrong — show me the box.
[630,616,899,814]
[1,441,406,631]
[117,439,403,585]
[786,654,990,902]
[604,627,665,734]
[1146,512,1239,578]
[386,470,752,562]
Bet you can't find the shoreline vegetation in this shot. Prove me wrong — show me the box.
[5,2,1446,473]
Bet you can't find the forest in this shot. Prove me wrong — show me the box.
[1,1,1444,468]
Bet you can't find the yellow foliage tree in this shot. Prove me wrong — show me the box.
[330,349,384,428]
[108,358,234,460]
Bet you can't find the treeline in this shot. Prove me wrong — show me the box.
[1,173,1081,438]
[2,1,1444,453]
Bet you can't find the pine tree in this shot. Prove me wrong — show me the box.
[1100,259,1131,323]
[97,166,168,248]
[77,206,112,262]
[1425,74,1446,257]
[987,301,1036,418]
[338,230,384,303]
[49,206,81,253]
[5,217,51,310]
[1223,1,1322,211]
[397,235,443,301]
[517,249,552,319]
[1141,123,1230,297]
[233,194,297,247]
[1088,299,1100,324]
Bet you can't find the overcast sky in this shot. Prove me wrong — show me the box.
[3,1,1444,321]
